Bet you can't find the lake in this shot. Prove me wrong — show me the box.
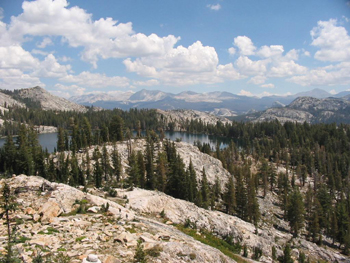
[0,131,230,153]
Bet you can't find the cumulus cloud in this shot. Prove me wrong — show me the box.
[0,45,40,70]
[311,19,350,62]
[0,68,43,90]
[133,79,160,86]
[4,0,180,68]
[228,47,236,56]
[248,75,267,85]
[53,83,85,98]
[124,41,244,86]
[234,36,256,56]
[289,62,350,86]
[61,71,130,88]
[32,54,71,78]
[238,90,254,97]
[37,37,53,48]
[207,4,221,11]
[257,45,284,58]
[235,56,268,76]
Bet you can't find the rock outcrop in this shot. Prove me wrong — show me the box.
[0,175,236,263]
[17,86,87,112]
[157,109,231,131]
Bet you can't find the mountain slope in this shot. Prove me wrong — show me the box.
[244,97,350,124]
[16,86,87,112]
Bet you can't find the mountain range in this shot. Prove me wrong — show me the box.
[1,86,350,124]
[237,96,350,124]
[69,88,344,115]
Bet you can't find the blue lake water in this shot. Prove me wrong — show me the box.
[0,131,230,153]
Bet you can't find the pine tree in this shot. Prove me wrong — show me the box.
[0,182,19,263]
[235,167,247,219]
[111,144,122,182]
[156,151,167,192]
[145,140,155,190]
[224,175,235,215]
[279,244,293,263]
[200,167,209,209]
[287,189,305,237]
[57,127,65,152]
[109,115,124,142]
[137,151,146,188]
[128,151,140,187]
[102,144,111,181]
[188,159,197,203]
[3,134,16,174]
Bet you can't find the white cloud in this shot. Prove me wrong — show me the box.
[257,45,284,58]
[133,79,159,86]
[289,62,350,86]
[32,54,71,78]
[31,49,49,56]
[303,50,311,57]
[61,71,130,88]
[58,56,72,62]
[329,89,337,94]
[0,45,40,70]
[235,56,268,76]
[234,36,256,56]
[37,37,53,48]
[0,68,43,90]
[248,75,267,85]
[261,83,275,89]
[207,4,221,11]
[238,90,254,97]
[228,47,236,56]
[268,60,307,78]
[5,0,181,68]
[311,19,350,62]
[53,83,85,98]
[124,41,244,86]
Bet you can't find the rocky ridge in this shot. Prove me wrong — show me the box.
[16,86,87,112]
[1,174,348,263]
[247,97,350,124]
[157,109,231,131]
[0,175,236,263]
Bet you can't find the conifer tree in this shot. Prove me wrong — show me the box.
[111,144,122,182]
[287,189,305,237]
[137,151,146,188]
[0,182,19,263]
[200,167,209,209]
[102,144,111,181]
[128,151,140,187]
[224,175,235,215]
[188,159,197,203]
[235,167,247,219]
[145,140,155,189]
[156,151,167,192]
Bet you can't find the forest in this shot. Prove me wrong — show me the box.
[1,106,350,257]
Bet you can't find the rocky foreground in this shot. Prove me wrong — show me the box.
[0,175,349,263]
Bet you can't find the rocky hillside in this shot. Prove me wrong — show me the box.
[242,97,350,124]
[157,109,231,131]
[16,86,87,112]
[0,175,236,263]
[1,174,347,263]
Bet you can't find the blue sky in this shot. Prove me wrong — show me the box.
[0,0,350,98]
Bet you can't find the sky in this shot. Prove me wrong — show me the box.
[0,0,350,98]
